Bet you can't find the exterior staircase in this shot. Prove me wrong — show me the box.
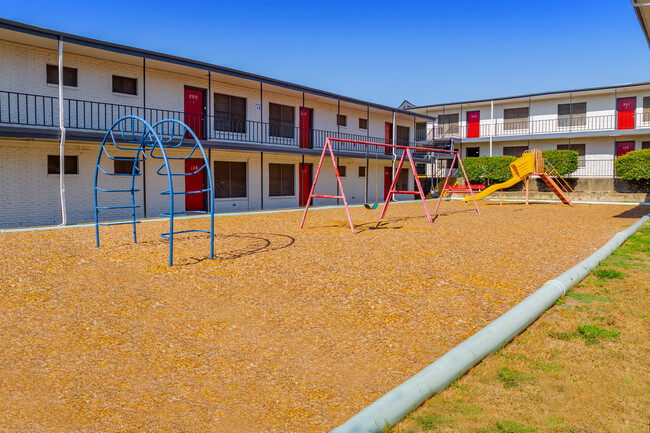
[538,173,572,205]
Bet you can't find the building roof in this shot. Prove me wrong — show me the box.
[632,0,650,49]
[407,81,650,110]
[0,18,435,121]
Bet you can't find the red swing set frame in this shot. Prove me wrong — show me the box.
[299,137,480,234]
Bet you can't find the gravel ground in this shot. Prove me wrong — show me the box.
[0,201,645,433]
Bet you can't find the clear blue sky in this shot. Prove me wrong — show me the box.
[2,0,649,107]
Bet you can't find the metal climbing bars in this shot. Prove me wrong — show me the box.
[299,137,480,234]
[93,116,214,266]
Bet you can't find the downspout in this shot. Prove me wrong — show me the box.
[57,37,67,226]
[489,99,494,156]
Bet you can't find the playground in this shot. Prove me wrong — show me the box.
[0,200,645,432]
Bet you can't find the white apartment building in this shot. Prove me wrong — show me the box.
[406,83,650,179]
[0,19,434,228]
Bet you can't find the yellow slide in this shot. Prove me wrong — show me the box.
[463,152,535,202]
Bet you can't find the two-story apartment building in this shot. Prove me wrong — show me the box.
[407,83,650,180]
[0,19,435,228]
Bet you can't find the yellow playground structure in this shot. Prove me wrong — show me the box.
[462,149,573,205]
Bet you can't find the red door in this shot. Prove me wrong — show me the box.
[299,108,312,148]
[185,159,205,212]
[384,122,393,155]
[616,141,635,158]
[184,87,205,139]
[299,163,312,206]
[384,167,392,200]
[467,111,480,138]
[617,97,635,130]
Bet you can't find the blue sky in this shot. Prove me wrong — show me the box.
[1,0,649,107]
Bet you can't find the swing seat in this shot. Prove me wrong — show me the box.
[364,203,379,210]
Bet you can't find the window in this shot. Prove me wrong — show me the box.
[214,161,247,198]
[359,118,368,129]
[558,102,586,128]
[642,141,650,150]
[396,169,409,191]
[359,166,366,177]
[438,113,459,135]
[557,144,585,168]
[114,159,140,174]
[46,65,77,87]
[269,103,295,138]
[396,126,410,146]
[643,97,650,123]
[503,107,529,131]
[47,155,78,174]
[466,147,480,157]
[338,166,346,177]
[269,163,294,196]
[112,75,137,95]
[503,146,528,157]
[337,114,347,126]
[214,93,247,133]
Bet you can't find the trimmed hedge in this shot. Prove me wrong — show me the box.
[615,149,650,181]
[542,150,578,176]
[462,155,516,184]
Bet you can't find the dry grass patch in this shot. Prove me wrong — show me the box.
[394,220,650,433]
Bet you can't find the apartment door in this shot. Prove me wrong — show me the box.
[467,111,480,138]
[184,87,205,139]
[384,122,393,155]
[617,97,635,130]
[185,159,206,212]
[616,141,635,158]
[299,108,313,149]
[299,163,312,206]
[384,167,392,200]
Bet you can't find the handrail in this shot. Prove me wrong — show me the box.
[543,159,574,193]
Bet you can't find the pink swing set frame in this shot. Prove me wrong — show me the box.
[299,137,480,234]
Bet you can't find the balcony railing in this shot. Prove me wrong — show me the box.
[434,113,650,139]
[0,90,425,156]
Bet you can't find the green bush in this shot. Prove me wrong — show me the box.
[615,149,650,181]
[462,155,516,184]
[542,150,578,176]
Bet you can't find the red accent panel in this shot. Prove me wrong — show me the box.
[299,108,312,148]
[467,111,480,138]
[616,141,635,158]
[184,88,205,139]
[185,159,205,212]
[617,97,635,130]
[299,163,312,206]
[384,122,393,155]
[384,166,392,200]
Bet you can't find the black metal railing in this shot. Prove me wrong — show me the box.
[0,90,425,155]
[432,113,650,139]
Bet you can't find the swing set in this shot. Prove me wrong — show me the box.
[299,137,480,234]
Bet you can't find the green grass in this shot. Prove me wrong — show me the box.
[413,413,455,430]
[565,291,612,304]
[577,323,620,345]
[496,367,535,388]
[549,323,619,345]
[479,419,538,433]
[592,268,627,280]
[531,357,563,374]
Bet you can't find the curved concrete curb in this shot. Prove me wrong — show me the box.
[330,213,650,433]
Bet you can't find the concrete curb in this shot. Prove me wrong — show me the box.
[329,213,650,433]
